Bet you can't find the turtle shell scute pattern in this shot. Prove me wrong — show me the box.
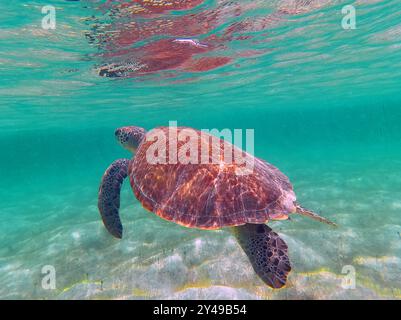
[129,127,296,229]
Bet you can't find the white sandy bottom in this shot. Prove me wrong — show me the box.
[1,161,401,300]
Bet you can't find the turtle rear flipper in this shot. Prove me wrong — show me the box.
[235,224,291,289]
[98,159,130,239]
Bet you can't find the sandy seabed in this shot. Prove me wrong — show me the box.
[1,160,400,300]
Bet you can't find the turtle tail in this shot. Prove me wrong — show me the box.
[98,159,130,239]
[295,204,337,227]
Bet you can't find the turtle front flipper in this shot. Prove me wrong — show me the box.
[234,224,291,289]
[98,159,130,239]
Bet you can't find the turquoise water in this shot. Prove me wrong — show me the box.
[1,0,401,299]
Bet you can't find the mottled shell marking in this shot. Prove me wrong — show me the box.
[129,127,296,229]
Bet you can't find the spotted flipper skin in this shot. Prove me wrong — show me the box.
[235,224,291,288]
[98,159,130,239]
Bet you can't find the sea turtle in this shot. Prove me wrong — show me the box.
[98,38,231,78]
[98,125,336,288]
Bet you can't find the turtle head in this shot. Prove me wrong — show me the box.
[115,126,146,153]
